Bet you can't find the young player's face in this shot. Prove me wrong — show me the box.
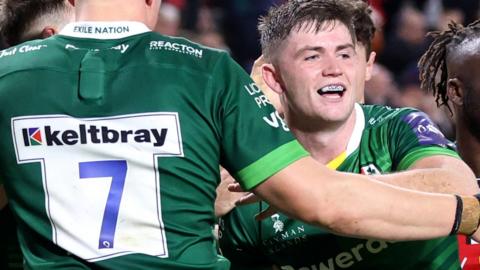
[276,21,365,125]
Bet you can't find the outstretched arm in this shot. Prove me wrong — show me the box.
[376,155,478,195]
[253,156,478,241]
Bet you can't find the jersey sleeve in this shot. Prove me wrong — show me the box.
[218,204,272,270]
[212,52,308,190]
[388,109,459,170]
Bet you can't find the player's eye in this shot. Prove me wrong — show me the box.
[304,54,319,61]
[338,52,351,59]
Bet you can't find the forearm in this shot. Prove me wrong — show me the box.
[375,169,478,195]
[254,157,464,241]
[376,156,478,195]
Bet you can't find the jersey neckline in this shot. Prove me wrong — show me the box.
[60,21,151,40]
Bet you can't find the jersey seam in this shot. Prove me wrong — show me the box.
[398,147,459,170]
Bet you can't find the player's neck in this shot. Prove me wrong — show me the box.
[290,110,356,165]
[75,3,149,25]
[456,125,480,177]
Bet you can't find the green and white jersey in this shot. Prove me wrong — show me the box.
[219,104,461,270]
[0,21,308,269]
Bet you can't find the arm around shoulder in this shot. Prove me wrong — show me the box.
[252,156,459,241]
[377,155,479,195]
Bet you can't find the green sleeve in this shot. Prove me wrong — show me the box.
[213,52,308,190]
[388,109,458,170]
[398,146,459,170]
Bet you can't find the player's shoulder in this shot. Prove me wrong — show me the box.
[0,38,64,76]
[361,104,421,128]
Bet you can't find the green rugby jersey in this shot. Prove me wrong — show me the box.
[0,22,308,269]
[0,207,23,269]
[219,104,461,270]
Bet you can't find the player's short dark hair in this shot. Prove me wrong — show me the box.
[418,19,480,112]
[1,0,69,46]
[258,0,374,60]
[352,0,375,57]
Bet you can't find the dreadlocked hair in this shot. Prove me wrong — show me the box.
[418,19,480,112]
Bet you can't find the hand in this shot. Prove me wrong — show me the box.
[214,168,246,217]
[228,182,279,220]
[250,55,266,88]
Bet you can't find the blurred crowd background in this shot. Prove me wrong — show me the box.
[1,0,479,139]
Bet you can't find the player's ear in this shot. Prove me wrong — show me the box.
[146,0,158,7]
[447,78,464,106]
[41,27,58,39]
[262,63,285,95]
[364,51,376,81]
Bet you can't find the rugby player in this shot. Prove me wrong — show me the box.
[0,0,480,269]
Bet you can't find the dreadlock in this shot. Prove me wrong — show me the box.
[418,19,480,112]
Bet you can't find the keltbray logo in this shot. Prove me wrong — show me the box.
[23,128,42,146]
[21,124,167,147]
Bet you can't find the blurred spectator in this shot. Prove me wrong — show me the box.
[425,0,466,31]
[154,1,229,53]
[443,0,479,24]
[381,0,425,37]
[181,0,201,31]
[364,63,401,106]
[196,5,218,33]
[437,7,465,30]
[219,0,282,71]
[155,2,182,36]
[194,30,229,51]
[378,4,429,82]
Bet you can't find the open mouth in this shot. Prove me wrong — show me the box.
[317,84,346,98]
